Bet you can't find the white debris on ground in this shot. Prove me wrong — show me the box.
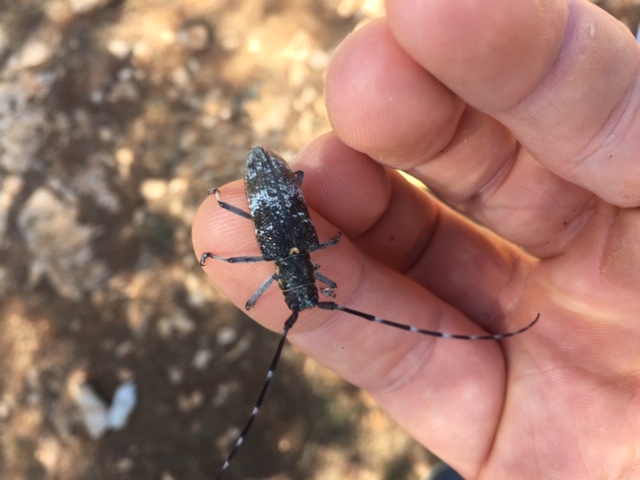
[66,370,110,439]
[67,370,137,438]
[17,188,108,301]
[68,0,112,15]
[107,380,138,430]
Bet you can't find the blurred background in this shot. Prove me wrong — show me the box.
[1,1,638,479]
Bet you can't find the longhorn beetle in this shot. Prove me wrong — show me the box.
[199,146,540,479]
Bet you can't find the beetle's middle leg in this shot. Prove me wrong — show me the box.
[199,188,266,266]
[245,274,277,310]
[199,252,266,266]
[315,269,337,298]
[209,187,252,220]
[315,232,342,251]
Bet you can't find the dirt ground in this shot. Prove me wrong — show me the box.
[1,1,639,480]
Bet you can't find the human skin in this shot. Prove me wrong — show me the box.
[192,0,640,478]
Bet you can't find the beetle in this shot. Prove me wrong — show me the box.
[199,146,539,479]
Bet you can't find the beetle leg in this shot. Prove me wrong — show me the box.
[199,252,266,266]
[209,187,252,220]
[315,271,337,298]
[245,274,277,310]
[314,232,342,251]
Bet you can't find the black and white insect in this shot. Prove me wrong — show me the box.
[199,146,539,479]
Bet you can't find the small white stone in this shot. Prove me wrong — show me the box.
[178,391,203,412]
[140,179,168,201]
[106,380,137,430]
[216,326,237,347]
[34,437,60,475]
[107,39,131,59]
[114,457,134,473]
[167,366,183,385]
[68,382,109,439]
[191,348,213,370]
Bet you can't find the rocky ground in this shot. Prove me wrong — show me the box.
[1,1,639,480]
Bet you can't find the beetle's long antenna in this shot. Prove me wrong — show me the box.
[215,311,299,480]
[317,302,540,340]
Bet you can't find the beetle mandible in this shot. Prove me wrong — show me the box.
[199,146,540,479]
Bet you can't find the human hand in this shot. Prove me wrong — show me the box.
[193,1,640,478]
